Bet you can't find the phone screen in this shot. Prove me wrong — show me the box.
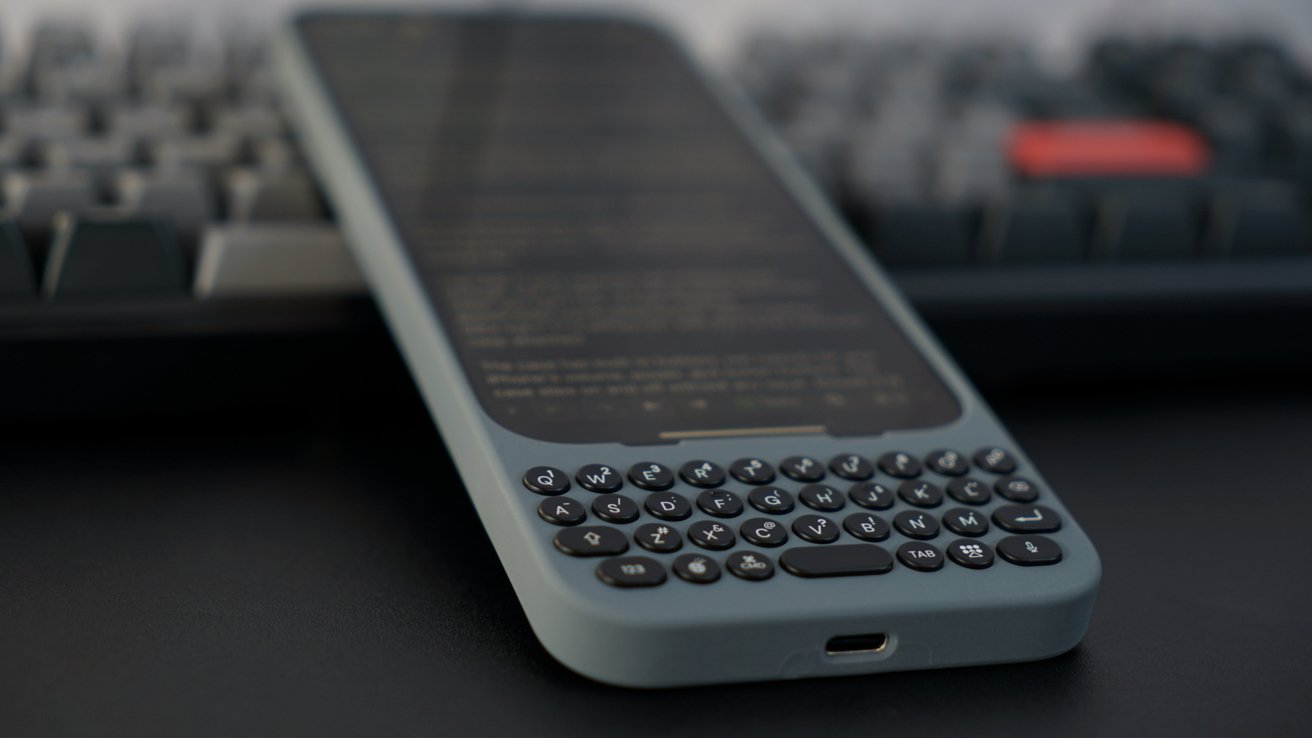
[299,14,960,444]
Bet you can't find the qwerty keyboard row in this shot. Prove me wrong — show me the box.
[521,449,1066,587]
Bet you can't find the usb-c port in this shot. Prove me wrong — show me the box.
[825,634,888,656]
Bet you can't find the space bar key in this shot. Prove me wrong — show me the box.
[779,544,894,578]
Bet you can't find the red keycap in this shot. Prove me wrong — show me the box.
[1007,120,1209,177]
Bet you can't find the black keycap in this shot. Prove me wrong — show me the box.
[597,557,666,587]
[42,217,187,300]
[0,220,35,299]
[696,489,743,518]
[628,462,675,491]
[792,514,840,544]
[679,460,726,488]
[730,457,775,485]
[947,477,991,505]
[576,464,623,493]
[687,520,736,550]
[942,507,989,537]
[554,526,629,557]
[591,494,639,524]
[780,455,825,482]
[740,517,788,547]
[644,492,692,521]
[635,523,683,553]
[993,504,1062,533]
[725,551,775,581]
[973,447,1018,474]
[925,449,970,476]
[1206,184,1311,257]
[799,484,845,512]
[781,544,894,578]
[995,475,1040,502]
[522,466,570,494]
[843,512,891,542]
[748,486,794,514]
[870,203,973,268]
[849,481,895,510]
[997,535,1063,566]
[982,196,1085,264]
[1096,194,1198,261]
[673,554,721,584]
[877,451,921,478]
[946,539,995,569]
[893,510,939,540]
[897,542,944,571]
[829,454,874,481]
[898,480,943,508]
[537,496,586,526]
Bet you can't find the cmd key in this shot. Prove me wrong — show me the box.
[42,216,187,300]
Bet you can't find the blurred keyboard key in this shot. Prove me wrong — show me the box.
[234,67,278,104]
[106,104,192,141]
[934,142,1011,202]
[869,204,973,268]
[26,22,97,79]
[127,26,192,82]
[152,133,241,173]
[0,136,30,170]
[194,224,362,297]
[145,64,228,105]
[116,169,215,237]
[847,137,929,203]
[43,216,186,300]
[36,62,127,104]
[1008,121,1209,178]
[0,218,35,299]
[43,137,136,175]
[2,105,88,141]
[1198,101,1266,166]
[1095,195,1198,261]
[225,168,323,222]
[248,138,301,174]
[1206,185,1311,258]
[212,105,284,139]
[4,170,97,234]
[982,195,1086,263]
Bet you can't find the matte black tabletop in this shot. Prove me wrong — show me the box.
[1,348,1309,737]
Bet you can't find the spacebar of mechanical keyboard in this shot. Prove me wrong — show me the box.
[780,544,894,578]
[193,224,364,297]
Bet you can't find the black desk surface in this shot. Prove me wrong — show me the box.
[2,348,1310,737]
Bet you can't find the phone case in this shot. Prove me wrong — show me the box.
[275,10,1100,687]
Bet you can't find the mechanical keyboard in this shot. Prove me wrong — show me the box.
[2,20,1310,389]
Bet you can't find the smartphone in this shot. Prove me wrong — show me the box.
[275,11,1099,687]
